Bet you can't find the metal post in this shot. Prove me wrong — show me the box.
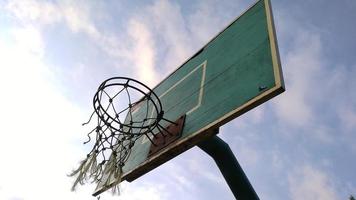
[197,134,259,200]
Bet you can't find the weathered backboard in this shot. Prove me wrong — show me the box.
[94,0,284,195]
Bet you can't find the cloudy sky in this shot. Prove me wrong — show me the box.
[0,0,355,199]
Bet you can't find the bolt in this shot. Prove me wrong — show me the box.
[259,85,267,91]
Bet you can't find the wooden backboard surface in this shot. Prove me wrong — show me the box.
[94,0,284,195]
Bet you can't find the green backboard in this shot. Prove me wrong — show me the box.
[94,0,284,195]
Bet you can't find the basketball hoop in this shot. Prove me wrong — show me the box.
[69,77,179,194]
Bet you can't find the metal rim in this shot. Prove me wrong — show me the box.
[92,77,163,135]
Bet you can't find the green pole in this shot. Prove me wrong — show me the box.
[197,134,259,200]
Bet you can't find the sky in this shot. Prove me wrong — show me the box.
[0,0,355,199]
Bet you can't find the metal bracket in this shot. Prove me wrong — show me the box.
[148,115,186,156]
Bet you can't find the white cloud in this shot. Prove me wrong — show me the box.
[187,0,242,45]
[127,19,157,87]
[0,1,178,198]
[221,125,260,167]
[188,1,221,44]
[288,165,339,200]
[273,30,322,127]
[272,16,356,147]
[98,182,167,200]
[0,12,112,200]
[234,107,266,128]
[147,0,193,70]
[60,1,100,39]
[1,29,62,200]
[271,9,356,157]
[6,0,97,37]
[186,154,225,185]
[4,0,158,84]
[5,0,233,89]
[5,0,62,25]
[11,25,44,56]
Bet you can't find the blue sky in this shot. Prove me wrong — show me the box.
[0,0,355,199]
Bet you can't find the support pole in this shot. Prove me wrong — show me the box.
[197,134,259,200]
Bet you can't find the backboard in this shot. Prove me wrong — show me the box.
[94,0,284,195]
